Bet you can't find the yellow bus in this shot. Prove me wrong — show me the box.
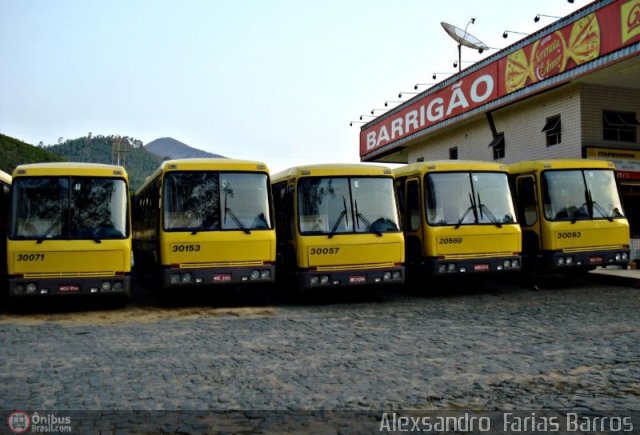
[7,163,132,298]
[0,170,11,285]
[270,163,404,290]
[133,158,276,289]
[393,161,521,279]
[509,159,630,273]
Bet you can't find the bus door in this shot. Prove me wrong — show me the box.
[273,181,296,272]
[401,177,424,272]
[515,175,542,262]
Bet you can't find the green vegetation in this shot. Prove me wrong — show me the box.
[45,135,163,191]
[0,133,65,174]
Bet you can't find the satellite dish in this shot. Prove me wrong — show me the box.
[441,22,489,50]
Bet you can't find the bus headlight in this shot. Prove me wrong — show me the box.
[622,252,628,261]
[438,264,447,273]
[113,281,123,292]
[557,257,565,266]
[447,263,456,272]
[101,281,112,292]
[320,275,329,285]
[310,276,319,286]
[182,272,192,283]
[392,271,402,280]
[503,260,511,269]
[566,257,574,265]
[251,270,260,280]
[511,260,520,269]
[26,283,37,294]
[383,272,392,281]
[615,253,622,262]
[15,283,25,295]
[170,273,181,284]
[260,270,271,280]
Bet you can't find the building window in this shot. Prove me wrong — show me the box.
[489,133,505,160]
[542,115,561,146]
[449,147,458,160]
[603,110,639,142]
[416,157,424,162]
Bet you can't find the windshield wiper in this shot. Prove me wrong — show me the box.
[455,193,477,229]
[477,193,502,228]
[590,200,614,222]
[223,190,250,234]
[224,207,250,234]
[190,224,206,235]
[91,231,102,244]
[328,196,349,239]
[36,218,62,244]
[586,188,614,222]
[354,199,382,236]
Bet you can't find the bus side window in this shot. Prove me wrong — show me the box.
[517,176,538,226]
[406,179,421,231]
[394,179,406,227]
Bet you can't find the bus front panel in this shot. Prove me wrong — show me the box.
[540,220,630,269]
[295,233,404,289]
[424,225,522,274]
[158,230,275,287]
[8,239,131,297]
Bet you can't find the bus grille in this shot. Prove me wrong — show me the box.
[314,262,395,271]
[181,261,265,268]
[563,244,627,253]
[23,271,115,278]
[443,252,513,260]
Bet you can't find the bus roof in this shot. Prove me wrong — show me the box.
[136,158,270,195]
[393,160,509,178]
[271,163,393,183]
[12,162,128,179]
[0,169,11,185]
[159,158,269,172]
[508,159,616,174]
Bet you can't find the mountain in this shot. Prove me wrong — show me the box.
[0,133,65,174]
[45,135,163,191]
[144,137,224,160]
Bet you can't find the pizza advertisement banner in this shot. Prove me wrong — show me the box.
[360,0,640,159]
[499,0,640,95]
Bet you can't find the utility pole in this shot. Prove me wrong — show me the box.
[111,136,129,167]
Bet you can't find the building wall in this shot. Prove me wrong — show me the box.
[408,84,583,163]
[581,84,640,148]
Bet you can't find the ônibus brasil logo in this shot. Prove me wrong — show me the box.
[7,411,30,433]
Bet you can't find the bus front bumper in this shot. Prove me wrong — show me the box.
[427,256,522,275]
[162,265,275,288]
[298,266,404,290]
[8,276,131,297]
[544,249,629,271]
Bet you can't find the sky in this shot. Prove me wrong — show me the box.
[0,0,587,173]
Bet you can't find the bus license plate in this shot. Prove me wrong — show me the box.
[589,256,603,264]
[474,264,490,271]
[213,274,231,282]
[349,275,366,283]
[59,284,80,292]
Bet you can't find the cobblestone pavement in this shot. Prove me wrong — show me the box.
[0,274,639,432]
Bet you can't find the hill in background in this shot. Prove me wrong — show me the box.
[45,135,163,191]
[0,133,65,174]
[145,137,224,160]
[0,134,224,191]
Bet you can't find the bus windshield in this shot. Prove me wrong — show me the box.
[10,177,128,241]
[542,169,624,222]
[425,172,516,226]
[297,176,400,236]
[163,171,272,232]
